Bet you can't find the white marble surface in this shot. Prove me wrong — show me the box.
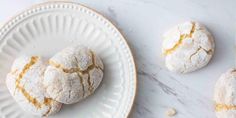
[0,0,235,118]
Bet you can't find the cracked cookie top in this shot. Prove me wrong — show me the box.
[162,21,215,73]
[43,45,104,104]
[214,69,236,118]
[5,56,62,116]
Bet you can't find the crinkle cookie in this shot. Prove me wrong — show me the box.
[44,45,104,104]
[5,56,62,116]
[162,21,215,73]
[214,69,236,118]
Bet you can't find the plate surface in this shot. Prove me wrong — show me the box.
[0,2,136,118]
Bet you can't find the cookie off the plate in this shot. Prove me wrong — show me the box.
[162,21,215,73]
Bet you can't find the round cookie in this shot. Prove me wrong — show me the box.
[44,45,104,104]
[214,69,236,118]
[162,21,215,73]
[6,56,62,116]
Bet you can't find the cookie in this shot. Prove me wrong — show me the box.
[214,69,236,118]
[162,21,215,73]
[44,45,104,104]
[6,56,62,116]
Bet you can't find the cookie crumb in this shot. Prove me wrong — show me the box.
[165,108,177,117]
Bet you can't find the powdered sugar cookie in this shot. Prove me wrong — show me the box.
[6,56,62,116]
[44,45,104,104]
[162,21,215,73]
[214,69,236,118]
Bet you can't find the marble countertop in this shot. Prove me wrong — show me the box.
[0,0,235,118]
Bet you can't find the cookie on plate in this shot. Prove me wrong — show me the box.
[44,45,104,104]
[6,56,62,116]
[162,21,215,73]
[214,69,236,118]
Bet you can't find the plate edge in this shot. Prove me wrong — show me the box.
[0,1,137,118]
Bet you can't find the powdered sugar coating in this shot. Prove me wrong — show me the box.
[44,45,104,104]
[214,69,236,118]
[5,56,62,116]
[162,21,215,73]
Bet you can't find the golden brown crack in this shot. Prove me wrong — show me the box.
[49,51,103,95]
[77,72,85,97]
[15,56,38,92]
[43,98,53,116]
[17,85,42,108]
[87,73,92,93]
[189,46,213,60]
[43,106,51,117]
[164,22,196,55]
[189,47,201,60]
[215,103,236,111]
[13,56,54,112]
[202,48,213,55]
[49,52,102,74]
[14,56,43,108]
[44,98,53,105]
[87,51,95,93]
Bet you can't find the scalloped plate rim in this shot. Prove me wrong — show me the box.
[0,1,137,118]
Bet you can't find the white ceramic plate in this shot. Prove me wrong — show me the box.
[0,2,136,118]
